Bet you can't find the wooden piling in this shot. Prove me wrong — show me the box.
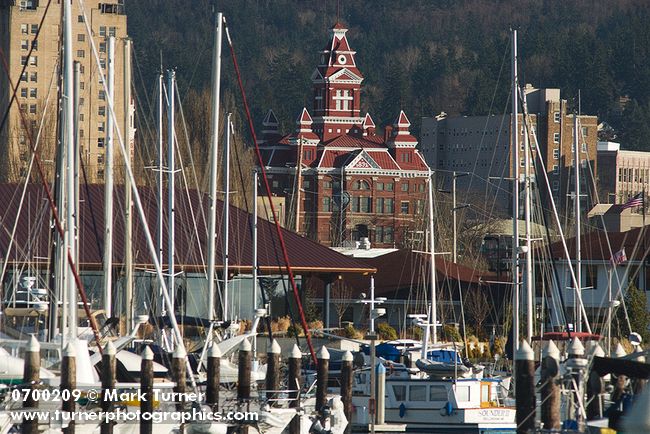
[172,345,187,411]
[207,342,221,410]
[101,341,116,434]
[61,343,76,434]
[266,339,281,405]
[237,338,251,402]
[587,343,605,420]
[316,346,330,422]
[541,340,560,430]
[141,346,154,434]
[22,335,40,434]
[376,362,386,425]
[567,337,587,430]
[515,339,535,434]
[340,350,353,427]
[288,344,302,434]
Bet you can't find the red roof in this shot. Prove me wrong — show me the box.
[362,113,376,128]
[297,107,313,124]
[395,110,411,127]
[547,226,648,262]
[397,152,429,171]
[0,184,375,274]
[366,151,400,170]
[318,149,355,168]
[324,133,384,149]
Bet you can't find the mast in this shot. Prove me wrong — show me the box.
[157,72,164,316]
[523,98,534,342]
[222,113,231,321]
[102,35,115,318]
[252,168,258,357]
[295,137,304,233]
[167,70,176,316]
[573,114,582,332]
[123,37,134,331]
[63,0,77,345]
[73,61,80,265]
[511,28,520,351]
[207,11,223,321]
[428,169,438,348]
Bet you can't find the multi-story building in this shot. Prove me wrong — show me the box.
[260,22,430,248]
[0,0,128,182]
[420,85,598,219]
[597,140,650,205]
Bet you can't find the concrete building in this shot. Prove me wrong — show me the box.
[597,140,650,205]
[0,0,128,183]
[260,22,430,248]
[420,85,599,218]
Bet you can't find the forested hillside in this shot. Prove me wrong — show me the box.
[125,0,650,150]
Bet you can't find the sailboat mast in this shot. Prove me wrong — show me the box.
[167,70,176,317]
[573,114,582,333]
[428,169,437,346]
[157,73,164,315]
[63,0,77,345]
[222,114,232,321]
[523,101,534,342]
[123,38,134,332]
[103,35,116,318]
[511,29,520,351]
[207,12,223,321]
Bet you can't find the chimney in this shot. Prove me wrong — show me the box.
[383,125,393,143]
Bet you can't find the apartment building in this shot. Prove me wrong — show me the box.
[0,0,128,182]
[597,141,650,205]
[420,85,598,219]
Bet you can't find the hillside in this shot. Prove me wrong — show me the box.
[125,0,650,149]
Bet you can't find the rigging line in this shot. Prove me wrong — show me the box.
[0,60,59,287]
[0,43,103,354]
[224,20,317,364]
[0,0,53,138]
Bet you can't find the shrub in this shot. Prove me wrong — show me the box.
[377,322,398,340]
[344,324,365,339]
[443,325,461,342]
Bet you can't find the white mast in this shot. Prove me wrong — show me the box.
[157,73,164,315]
[63,0,77,345]
[167,70,176,316]
[573,114,582,333]
[511,29,520,351]
[102,35,115,317]
[73,61,80,265]
[123,37,134,331]
[222,114,232,321]
[523,98,534,342]
[252,168,259,357]
[427,169,438,349]
[207,12,223,321]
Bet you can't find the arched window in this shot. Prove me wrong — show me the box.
[353,180,370,190]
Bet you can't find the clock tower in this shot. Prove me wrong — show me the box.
[311,22,365,141]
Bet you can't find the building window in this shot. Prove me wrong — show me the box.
[98,106,106,116]
[581,159,587,169]
[552,180,559,191]
[98,121,105,132]
[416,199,425,213]
[97,154,104,164]
[323,180,332,189]
[30,24,38,35]
[553,132,560,143]
[360,197,370,213]
[401,182,408,192]
[585,265,597,289]
[21,40,29,50]
[29,104,36,114]
[99,42,106,53]
[80,65,85,74]
[99,59,106,69]
[353,180,370,190]
[21,56,27,66]
[418,183,425,192]
[386,182,394,191]
[384,226,394,243]
[29,56,37,66]
[323,197,331,212]
[79,97,84,106]
[553,112,560,123]
[401,201,410,214]
[108,26,117,37]
[97,169,104,179]
[77,15,84,23]
[553,165,559,175]
[31,40,37,51]
[99,90,106,100]
[553,148,560,159]
[20,72,28,82]
[29,88,37,98]
[99,26,106,37]
[79,113,84,121]
[581,143,587,153]
[98,137,105,147]
[80,82,85,89]
[30,72,37,82]
[77,49,85,58]
[582,126,588,137]
[20,88,28,98]
[377,182,384,191]
[77,33,85,42]
[21,24,28,35]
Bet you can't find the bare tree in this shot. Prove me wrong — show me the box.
[464,287,490,339]
[331,279,354,327]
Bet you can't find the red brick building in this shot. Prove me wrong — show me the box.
[260,22,430,247]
